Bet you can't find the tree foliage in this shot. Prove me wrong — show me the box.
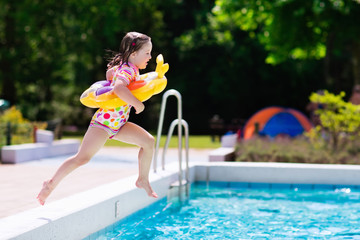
[1,0,360,134]
[308,90,360,152]
[0,0,166,126]
[212,0,360,87]
[174,0,325,132]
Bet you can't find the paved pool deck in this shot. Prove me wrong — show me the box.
[0,146,211,219]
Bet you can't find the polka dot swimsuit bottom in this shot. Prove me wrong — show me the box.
[89,105,131,139]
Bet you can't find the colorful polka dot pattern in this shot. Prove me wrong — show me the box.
[90,105,131,131]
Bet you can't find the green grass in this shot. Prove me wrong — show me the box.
[64,135,221,149]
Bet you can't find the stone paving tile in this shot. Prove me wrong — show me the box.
[0,147,211,219]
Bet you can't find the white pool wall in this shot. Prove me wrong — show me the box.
[2,161,360,240]
[194,162,360,185]
[0,162,196,240]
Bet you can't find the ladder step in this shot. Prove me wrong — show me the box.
[170,179,189,188]
[167,179,191,201]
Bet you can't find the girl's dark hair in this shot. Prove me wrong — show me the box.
[107,32,151,69]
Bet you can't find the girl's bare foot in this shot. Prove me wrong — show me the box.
[37,180,54,205]
[136,178,158,198]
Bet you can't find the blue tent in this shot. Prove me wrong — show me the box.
[244,106,313,139]
[259,112,305,137]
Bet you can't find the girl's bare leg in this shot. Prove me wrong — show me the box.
[113,122,158,198]
[37,127,109,205]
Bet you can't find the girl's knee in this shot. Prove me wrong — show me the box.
[142,134,155,150]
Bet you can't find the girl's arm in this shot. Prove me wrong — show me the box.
[113,79,144,114]
[106,67,117,80]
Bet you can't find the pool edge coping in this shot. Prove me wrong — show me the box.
[2,161,360,239]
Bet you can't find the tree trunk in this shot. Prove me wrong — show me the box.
[352,42,360,85]
[0,3,16,104]
[331,131,338,153]
[324,32,335,87]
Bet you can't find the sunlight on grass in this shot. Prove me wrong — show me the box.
[65,135,221,149]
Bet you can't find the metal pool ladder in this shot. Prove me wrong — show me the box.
[153,89,190,200]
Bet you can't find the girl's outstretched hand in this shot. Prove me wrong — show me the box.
[134,102,145,114]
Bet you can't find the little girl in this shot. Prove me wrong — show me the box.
[37,32,158,205]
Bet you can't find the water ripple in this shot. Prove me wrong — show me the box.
[99,185,360,239]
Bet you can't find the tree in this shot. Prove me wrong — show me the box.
[212,0,360,88]
[0,0,166,126]
[309,90,360,152]
[172,0,325,133]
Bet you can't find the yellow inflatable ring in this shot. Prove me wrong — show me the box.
[80,54,169,109]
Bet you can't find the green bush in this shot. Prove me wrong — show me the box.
[308,90,360,152]
[0,106,47,146]
[235,136,360,165]
[236,90,360,165]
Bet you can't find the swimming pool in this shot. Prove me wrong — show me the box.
[86,182,360,239]
[4,162,360,239]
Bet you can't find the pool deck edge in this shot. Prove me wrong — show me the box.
[2,161,360,240]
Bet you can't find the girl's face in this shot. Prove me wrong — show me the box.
[129,41,152,69]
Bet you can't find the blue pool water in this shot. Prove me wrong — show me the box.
[88,182,360,239]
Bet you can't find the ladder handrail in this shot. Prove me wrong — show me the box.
[162,119,189,171]
[153,89,182,173]
[154,89,190,200]
[161,119,189,198]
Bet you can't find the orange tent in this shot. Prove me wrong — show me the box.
[243,106,313,139]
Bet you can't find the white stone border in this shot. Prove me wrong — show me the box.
[0,162,191,240]
[1,161,360,240]
[194,162,360,185]
[1,139,80,164]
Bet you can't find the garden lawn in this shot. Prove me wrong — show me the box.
[64,135,221,149]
